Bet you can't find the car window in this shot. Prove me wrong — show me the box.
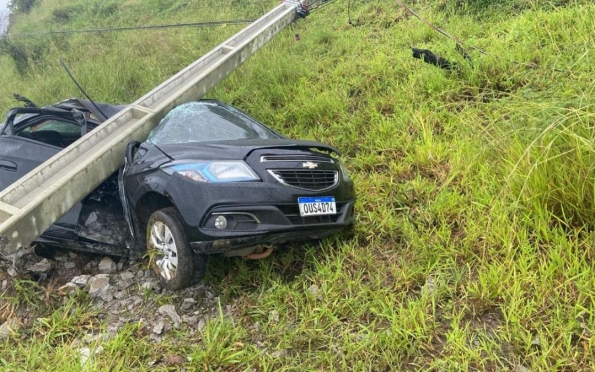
[146,101,279,145]
[16,119,81,148]
[20,120,80,134]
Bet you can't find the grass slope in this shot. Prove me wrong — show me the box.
[1,0,595,370]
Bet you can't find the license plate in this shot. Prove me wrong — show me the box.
[298,197,336,217]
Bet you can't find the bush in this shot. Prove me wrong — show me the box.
[8,0,37,14]
[52,8,71,23]
[0,37,29,75]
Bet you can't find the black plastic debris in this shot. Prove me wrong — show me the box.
[411,48,455,70]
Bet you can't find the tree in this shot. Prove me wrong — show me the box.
[8,0,37,14]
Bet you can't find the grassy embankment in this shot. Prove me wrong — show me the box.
[1,0,595,370]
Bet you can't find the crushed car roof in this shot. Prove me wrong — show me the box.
[44,98,126,121]
[0,97,126,130]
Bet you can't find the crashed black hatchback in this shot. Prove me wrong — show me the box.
[0,99,356,289]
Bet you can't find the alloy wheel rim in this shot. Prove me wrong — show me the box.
[150,221,178,281]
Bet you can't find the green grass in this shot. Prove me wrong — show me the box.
[1,0,595,370]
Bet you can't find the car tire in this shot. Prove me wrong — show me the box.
[146,207,206,290]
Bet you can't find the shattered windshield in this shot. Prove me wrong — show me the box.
[146,101,279,145]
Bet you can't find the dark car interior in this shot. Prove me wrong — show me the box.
[14,119,87,148]
[18,130,67,148]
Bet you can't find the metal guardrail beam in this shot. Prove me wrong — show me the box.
[0,1,313,257]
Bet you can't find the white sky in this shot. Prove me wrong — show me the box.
[0,0,8,34]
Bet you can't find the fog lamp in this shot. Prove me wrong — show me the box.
[215,216,228,230]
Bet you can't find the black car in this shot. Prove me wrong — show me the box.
[0,99,356,289]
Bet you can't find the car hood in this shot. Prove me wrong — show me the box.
[154,139,341,161]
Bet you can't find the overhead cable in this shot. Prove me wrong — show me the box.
[8,19,256,38]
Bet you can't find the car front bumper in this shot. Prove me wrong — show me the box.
[162,173,356,255]
[189,200,355,254]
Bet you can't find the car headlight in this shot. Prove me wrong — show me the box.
[338,161,351,182]
[164,161,260,182]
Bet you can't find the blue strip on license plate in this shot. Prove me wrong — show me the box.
[298,197,335,204]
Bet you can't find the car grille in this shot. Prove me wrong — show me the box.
[268,169,338,191]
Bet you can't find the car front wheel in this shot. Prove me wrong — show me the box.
[146,207,205,290]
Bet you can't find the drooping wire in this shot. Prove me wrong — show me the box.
[8,1,347,38]
[395,0,487,56]
[59,59,108,121]
[308,0,338,15]
[394,0,558,70]
[208,0,274,7]
[296,0,354,26]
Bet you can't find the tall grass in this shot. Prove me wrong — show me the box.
[1,0,595,370]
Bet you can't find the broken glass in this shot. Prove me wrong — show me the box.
[147,101,279,145]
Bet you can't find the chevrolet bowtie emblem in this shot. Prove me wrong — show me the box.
[302,162,318,169]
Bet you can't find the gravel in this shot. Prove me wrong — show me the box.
[1,248,219,350]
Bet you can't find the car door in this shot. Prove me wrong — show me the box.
[0,134,65,191]
[0,109,85,238]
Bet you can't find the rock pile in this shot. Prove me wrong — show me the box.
[1,249,219,349]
